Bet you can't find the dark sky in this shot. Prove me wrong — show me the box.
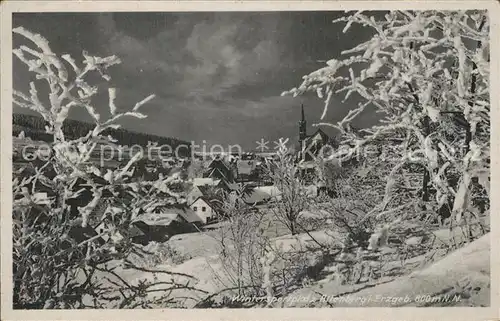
[12,12,380,150]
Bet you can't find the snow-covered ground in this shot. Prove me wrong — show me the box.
[80,217,490,309]
[282,233,490,307]
[168,231,221,259]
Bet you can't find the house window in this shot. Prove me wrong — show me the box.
[202,207,206,212]
[193,206,198,211]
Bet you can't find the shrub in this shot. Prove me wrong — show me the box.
[12,26,201,309]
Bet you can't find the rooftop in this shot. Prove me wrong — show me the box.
[193,177,221,187]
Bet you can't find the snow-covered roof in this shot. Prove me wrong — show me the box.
[208,158,231,170]
[254,186,281,198]
[243,188,273,204]
[134,213,181,226]
[226,182,240,190]
[304,128,329,143]
[166,206,203,223]
[205,167,229,181]
[191,196,222,213]
[134,205,203,225]
[193,177,221,186]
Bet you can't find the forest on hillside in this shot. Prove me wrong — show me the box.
[13,113,190,151]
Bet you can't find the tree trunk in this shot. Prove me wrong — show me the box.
[422,169,430,202]
[406,43,431,203]
[464,15,485,154]
[422,115,431,202]
[290,220,296,235]
[464,122,472,154]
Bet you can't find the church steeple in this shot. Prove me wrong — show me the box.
[298,104,307,146]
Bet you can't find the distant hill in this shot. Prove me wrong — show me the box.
[12,113,191,157]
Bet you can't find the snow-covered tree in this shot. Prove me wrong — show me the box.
[209,192,267,299]
[283,10,490,226]
[12,27,200,309]
[265,144,310,235]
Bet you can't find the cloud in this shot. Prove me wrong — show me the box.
[95,13,290,101]
[12,12,380,150]
[96,14,178,75]
[87,12,304,149]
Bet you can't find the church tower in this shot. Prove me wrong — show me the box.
[298,104,307,147]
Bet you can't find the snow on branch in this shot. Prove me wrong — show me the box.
[283,10,490,224]
[13,26,155,143]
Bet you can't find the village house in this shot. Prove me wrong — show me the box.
[189,196,222,224]
[191,175,239,193]
[294,104,343,184]
[242,188,271,205]
[91,203,203,245]
[297,104,338,160]
[300,129,331,160]
[204,158,236,183]
[189,177,228,200]
[187,185,207,205]
[192,177,223,188]
[131,206,203,243]
[94,219,146,245]
[187,183,228,204]
[235,159,260,182]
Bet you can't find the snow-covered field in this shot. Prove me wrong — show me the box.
[283,233,490,307]
[82,219,490,309]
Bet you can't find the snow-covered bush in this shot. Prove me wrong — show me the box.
[129,241,190,268]
[209,192,268,300]
[203,189,322,307]
[12,27,196,309]
[264,145,310,235]
[283,10,490,235]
